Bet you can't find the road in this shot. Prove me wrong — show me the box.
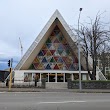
[0,92,110,110]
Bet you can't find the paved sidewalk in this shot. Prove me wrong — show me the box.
[0,87,110,93]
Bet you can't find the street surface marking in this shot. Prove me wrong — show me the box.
[38,101,86,104]
[0,92,6,93]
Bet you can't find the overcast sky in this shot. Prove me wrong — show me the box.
[0,0,110,70]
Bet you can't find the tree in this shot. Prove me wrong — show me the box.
[75,13,110,80]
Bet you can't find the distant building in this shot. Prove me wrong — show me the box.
[97,53,110,79]
[0,70,10,82]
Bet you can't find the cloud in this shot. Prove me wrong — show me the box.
[0,0,110,70]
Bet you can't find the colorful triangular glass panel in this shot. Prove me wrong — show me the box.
[38,51,44,56]
[51,38,56,43]
[62,38,67,44]
[50,44,55,50]
[50,57,55,63]
[74,63,78,70]
[46,50,52,56]
[54,43,59,50]
[58,35,63,42]
[54,51,60,56]
[45,64,51,69]
[66,49,71,55]
[62,64,67,70]
[42,57,47,63]
[69,64,74,70]
[54,64,59,70]
[42,50,47,55]
[68,56,73,63]
[61,51,67,56]
[66,64,71,69]
[29,64,35,70]
[58,49,63,55]
[65,57,71,64]
[50,50,55,55]
[63,44,68,49]
[51,32,55,36]
[54,26,60,35]
[38,56,43,63]
[64,44,70,50]
[58,63,63,69]
[58,44,64,50]
[57,57,63,63]
[33,57,39,63]
[46,43,52,49]
[46,38,51,43]
[74,57,78,63]
[62,57,67,62]
[50,63,55,69]
[37,64,44,70]
[43,63,48,68]
[54,56,59,62]
[33,63,39,69]
[54,38,60,43]
[42,44,48,50]
[46,56,52,62]
[54,25,60,30]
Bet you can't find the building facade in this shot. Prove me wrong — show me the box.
[13,10,106,88]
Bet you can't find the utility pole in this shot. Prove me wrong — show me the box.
[78,8,83,91]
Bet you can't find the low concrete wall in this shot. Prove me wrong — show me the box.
[46,82,67,89]
[68,80,110,89]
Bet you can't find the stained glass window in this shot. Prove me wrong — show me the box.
[29,25,80,70]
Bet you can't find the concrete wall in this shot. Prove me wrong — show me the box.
[46,82,67,89]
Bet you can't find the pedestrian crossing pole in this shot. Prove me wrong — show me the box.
[9,67,12,91]
[8,58,13,91]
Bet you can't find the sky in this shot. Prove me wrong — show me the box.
[0,0,110,70]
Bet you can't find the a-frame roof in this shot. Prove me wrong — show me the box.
[15,10,93,70]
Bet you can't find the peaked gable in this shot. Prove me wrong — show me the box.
[15,10,93,70]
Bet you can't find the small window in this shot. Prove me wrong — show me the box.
[24,73,32,82]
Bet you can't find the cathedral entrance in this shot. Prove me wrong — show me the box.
[24,72,71,83]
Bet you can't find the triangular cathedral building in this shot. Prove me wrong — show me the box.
[14,10,106,86]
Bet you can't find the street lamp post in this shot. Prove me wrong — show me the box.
[78,8,83,91]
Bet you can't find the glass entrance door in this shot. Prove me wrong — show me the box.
[49,73,55,82]
[57,73,63,82]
